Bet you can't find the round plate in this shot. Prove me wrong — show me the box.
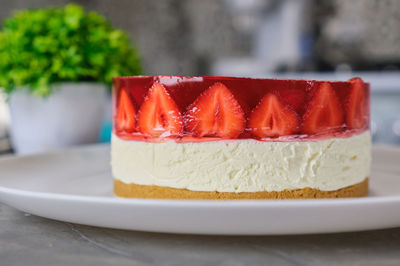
[0,144,399,235]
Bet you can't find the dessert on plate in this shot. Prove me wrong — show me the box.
[111,76,371,199]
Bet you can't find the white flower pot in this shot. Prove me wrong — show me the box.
[8,82,108,155]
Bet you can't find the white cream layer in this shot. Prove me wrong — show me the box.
[111,131,371,192]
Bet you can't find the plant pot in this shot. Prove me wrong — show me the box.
[8,82,108,155]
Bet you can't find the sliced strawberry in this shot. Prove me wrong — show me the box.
[302,83,344,135]
[346,78,368,129]
[137,82,183,137]
[184,82,245,138]
[116,88,136,132]
[248,93,299,138]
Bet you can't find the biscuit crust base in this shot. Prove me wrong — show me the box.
[114,178,369,200]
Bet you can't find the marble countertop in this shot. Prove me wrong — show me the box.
[1,203,400,266]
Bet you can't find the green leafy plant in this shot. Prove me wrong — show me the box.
[0,4,142,96]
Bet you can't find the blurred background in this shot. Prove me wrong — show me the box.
[0,0,399,155]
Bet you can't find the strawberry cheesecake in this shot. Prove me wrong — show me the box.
[111,76,371,199]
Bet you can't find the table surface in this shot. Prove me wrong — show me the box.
[1,204,400,266]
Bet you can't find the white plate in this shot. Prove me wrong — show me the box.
[0,144,399,235]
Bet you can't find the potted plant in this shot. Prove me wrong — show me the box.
[0,4,142,154]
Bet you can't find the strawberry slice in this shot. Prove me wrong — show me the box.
[346,78,368,129]
[302,83,344,134]
[137,82,183,137]
[184,82,245,138]
[116,88,136,132]
[248,93,299,138]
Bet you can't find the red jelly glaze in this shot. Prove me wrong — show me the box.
[112,76,370,142]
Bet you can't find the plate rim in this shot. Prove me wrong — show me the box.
[1,143,400,208]
[1,185,400,208]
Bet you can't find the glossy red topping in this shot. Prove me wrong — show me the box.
[113,76,370,142]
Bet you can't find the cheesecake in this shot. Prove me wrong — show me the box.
[111,76,371,199]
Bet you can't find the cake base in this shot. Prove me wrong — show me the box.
[114,178,368,199]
